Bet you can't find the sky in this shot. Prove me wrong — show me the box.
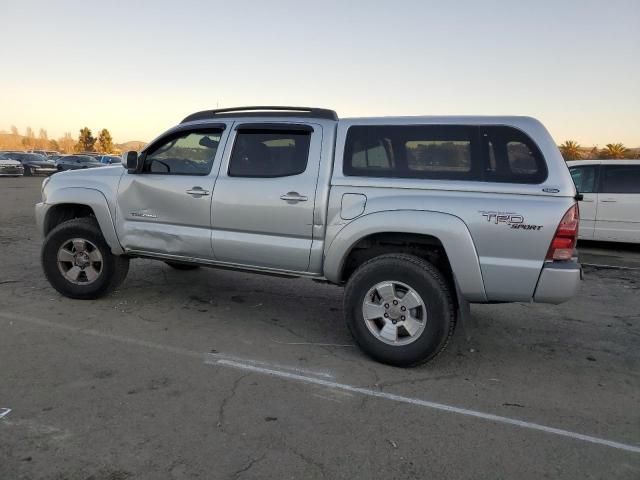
[1,0,639,146]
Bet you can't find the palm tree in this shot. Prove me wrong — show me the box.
[559,140,582,160]
[600,143,628,159]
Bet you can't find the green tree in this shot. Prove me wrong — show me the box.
[97,128,114,153]
[48,139,60,152]
[559,140,582,161]
[75,127,96,152]
[600,143,628,159]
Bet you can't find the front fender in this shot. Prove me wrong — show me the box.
[323,210,487,302]
[38,187,124,255]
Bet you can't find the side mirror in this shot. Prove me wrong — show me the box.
[123,151,142,173]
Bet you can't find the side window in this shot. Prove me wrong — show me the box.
[569,166,597,193]
[351,137,393,171]
[143,130,222,175]
[482,126,547,183]
[229,128,311,178]
[601,165,640,193]
[344,125,478,179]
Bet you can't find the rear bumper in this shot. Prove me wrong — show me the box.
[533,261,582,304]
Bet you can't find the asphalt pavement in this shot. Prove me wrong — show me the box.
[1,177,639,479]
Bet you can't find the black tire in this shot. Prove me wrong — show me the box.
[41,217,129,299]
[344,253,456,367]
[24,166,33,176]
[164,261,200,270]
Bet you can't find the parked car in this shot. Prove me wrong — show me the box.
[29,150,60,157]
[568,159,640,243]
[55,155,104,171]
[36,106,581,366]
[98,155,122,164]
[4,152,57,176]
[0,154,25,176]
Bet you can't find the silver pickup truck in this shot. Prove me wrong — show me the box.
[36,106,581,366]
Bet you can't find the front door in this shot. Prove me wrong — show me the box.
[211,123,322,272]
[115,126,228,259]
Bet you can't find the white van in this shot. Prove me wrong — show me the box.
[567,160,640,243]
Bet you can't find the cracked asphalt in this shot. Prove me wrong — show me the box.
[1,177,639,479]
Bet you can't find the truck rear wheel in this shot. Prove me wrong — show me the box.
[344,253,456,367]
[41,217,129,299]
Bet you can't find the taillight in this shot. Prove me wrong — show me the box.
[546,204,579,261]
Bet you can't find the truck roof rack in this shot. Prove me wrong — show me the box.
[181,106,338,123]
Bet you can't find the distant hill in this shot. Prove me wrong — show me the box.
[114,141,147,152]
[0,132,147,153]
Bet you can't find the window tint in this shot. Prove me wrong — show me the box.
[143,130,221,175]
[569,166,597,193]
[601,165,640,193]
[481,127,547,183]
[344,125,478,180]
[229,129,311,178]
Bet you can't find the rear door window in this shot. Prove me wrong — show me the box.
[229,128,311,178]
[601,165,640,193]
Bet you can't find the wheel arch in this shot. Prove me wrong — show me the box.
[323,210,487,302]
[42,188,123,255]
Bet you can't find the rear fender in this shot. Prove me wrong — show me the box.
[323,210,487,302]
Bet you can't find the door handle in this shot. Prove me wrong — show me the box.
[581,199,595,203]
[280,192,308,203]
[186,187,210,197]
[600,199,617,203]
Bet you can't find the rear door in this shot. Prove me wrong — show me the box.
[568,164,598,239]
[211,122,322,272]
[595,164,640,242]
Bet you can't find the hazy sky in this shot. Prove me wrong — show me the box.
[1,0,639,145]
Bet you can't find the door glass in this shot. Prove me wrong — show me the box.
[569,166,597,193]
[229,129,311,177]
[601,165,640,193]
[143,131,222,175]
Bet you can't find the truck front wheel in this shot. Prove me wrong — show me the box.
[343,253,456,367]
[41,217,129,299]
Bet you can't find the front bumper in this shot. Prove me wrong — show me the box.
[35,202,49,236]
[0,166,24,176]
[31,166,57,175]
[533,261,582,304]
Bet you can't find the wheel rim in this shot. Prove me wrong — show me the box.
[362,280,427,346]
[57,238,103,285]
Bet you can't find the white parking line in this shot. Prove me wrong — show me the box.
[205,353,335,379]
[213,359,640,454]
[0,408,11,419]
[1,311,639,454]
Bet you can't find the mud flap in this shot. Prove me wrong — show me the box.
[455,278,473,341]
